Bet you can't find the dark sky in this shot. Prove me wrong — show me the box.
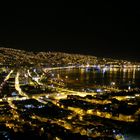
[0,5,140,61]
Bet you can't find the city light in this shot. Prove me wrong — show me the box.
[0,47,140,139]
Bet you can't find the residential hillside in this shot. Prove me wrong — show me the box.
[0,47,138,67]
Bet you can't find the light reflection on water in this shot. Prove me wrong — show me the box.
[55,67,140,139]
[55,68,140,89]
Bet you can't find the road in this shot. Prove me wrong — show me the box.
[0,68,139,124]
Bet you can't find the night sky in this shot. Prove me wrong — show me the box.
[0,5,140,61]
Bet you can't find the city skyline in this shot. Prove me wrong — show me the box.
[0,6,140,61]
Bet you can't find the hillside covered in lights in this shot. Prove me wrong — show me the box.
[0,47,138,68]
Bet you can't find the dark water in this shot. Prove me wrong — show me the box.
[55,67,140,139]
[56,67,140,90]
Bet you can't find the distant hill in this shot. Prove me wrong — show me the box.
[0,47,138,67]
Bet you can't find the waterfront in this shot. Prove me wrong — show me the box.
[0,66,140,139]
[55,67,140,90]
